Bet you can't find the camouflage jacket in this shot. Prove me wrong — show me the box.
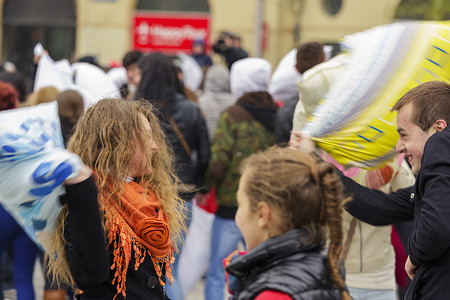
[205,91,277,219]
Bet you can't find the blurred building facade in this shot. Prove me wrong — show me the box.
[0,0,401,77]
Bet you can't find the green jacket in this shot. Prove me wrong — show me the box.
[205,91,276,219]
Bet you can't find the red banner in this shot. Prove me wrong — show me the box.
[132,11,211,54]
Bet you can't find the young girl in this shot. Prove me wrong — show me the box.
[46,99,185,299]
[225,147,351,300]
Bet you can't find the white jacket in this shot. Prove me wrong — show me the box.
[292,54,349,131]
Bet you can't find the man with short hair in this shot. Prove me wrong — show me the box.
[291,80,450,299]
[294,42,326,74]
[291,42,416,300]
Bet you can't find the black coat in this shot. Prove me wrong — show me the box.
[344,126,450,299]
[275,96,299,144]
[212,41,248,70]
[166,94,210,198]
[63,178,169,300]
[226,229,344,300]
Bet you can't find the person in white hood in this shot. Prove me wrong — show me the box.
[230,57,272,100]
[203,57,278,300]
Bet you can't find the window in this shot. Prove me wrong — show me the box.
[323,0,342,16]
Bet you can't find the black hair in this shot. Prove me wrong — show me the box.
[135,52,177,117]
[122,50,143,69]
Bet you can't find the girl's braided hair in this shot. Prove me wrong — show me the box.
[241,147,351,299]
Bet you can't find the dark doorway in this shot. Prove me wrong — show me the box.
[2,0,76,91]
[137,0,210,12]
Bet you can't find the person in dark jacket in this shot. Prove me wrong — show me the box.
[191,39,213,70]
[290,81,450,299]
[46,99,186,299]
[223,147,350,300]
[135,52,210,300]
[212,31,248,70]
[136,52,210,198]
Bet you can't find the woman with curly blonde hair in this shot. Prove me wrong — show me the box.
[224,147,351,299]
[47,98,185,299]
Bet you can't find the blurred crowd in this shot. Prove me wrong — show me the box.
[0,24,449,300]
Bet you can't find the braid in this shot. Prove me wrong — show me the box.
[317,161,352,300]
[242,147,352,298]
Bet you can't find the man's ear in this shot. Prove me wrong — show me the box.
[434,119,447,133]
[257,202,271,229]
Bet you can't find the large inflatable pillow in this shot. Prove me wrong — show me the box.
[34,54,120,111]
[0,102,82,251]
[302,21,450,169]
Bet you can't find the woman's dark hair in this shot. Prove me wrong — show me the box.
[135,52,178,117]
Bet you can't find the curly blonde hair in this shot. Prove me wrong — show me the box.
[46,98,185,287]
[240,147,351,300]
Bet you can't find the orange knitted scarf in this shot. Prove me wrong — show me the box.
[102,180,174,299]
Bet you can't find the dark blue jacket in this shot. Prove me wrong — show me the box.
[344,126,450,299]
